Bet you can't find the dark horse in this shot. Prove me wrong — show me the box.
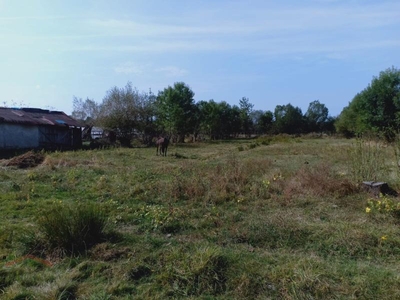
[156,137,169,156]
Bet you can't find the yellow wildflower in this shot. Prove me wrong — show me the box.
[365,207,371,213]
[381,235,387,240]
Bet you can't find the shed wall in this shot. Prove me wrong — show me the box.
[0,124,39,149]
[38,126,74,148]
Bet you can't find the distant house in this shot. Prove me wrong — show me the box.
[0,107,83,151]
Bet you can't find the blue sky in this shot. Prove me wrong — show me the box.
[1,0,399,117]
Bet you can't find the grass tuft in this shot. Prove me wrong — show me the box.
[35,202,110,256]
[161,245,229,297]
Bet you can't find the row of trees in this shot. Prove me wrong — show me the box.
[72,82,335,144]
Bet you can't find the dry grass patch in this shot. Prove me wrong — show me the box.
[283,163,359,201]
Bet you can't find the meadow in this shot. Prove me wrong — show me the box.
[1,135,400,299]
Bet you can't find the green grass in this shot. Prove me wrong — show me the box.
[1,137,400,299]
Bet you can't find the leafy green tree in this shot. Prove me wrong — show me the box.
[239,97,254,136]
[252,110,274,134]
[250,110,264,134]
[273,104,304,134]
[335,95,366,137]
[156,82,197,142]
[305,100,328,132]
[227,104,242,137]
[196,100,242,139]
[336,66,400,140]
[197,100,220,139]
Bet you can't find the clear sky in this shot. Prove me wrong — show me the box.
[1,0,399,117]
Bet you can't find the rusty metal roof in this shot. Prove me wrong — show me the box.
[0,107,82,127]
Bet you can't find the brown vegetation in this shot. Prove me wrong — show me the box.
[4,151,45,168]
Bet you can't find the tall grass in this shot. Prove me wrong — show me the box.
[36,202,109,255]
[347,138,388,182]
[160,245,229,297]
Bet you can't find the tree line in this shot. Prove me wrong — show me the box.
[72,82,334,145]
[72,66,400,144]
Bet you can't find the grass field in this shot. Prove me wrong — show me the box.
[1,136,400,299]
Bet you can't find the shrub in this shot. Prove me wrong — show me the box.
[37,202,109,255]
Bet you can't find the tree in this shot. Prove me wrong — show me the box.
[273,104,304,134]
[239,97,254,136]
[335,95,365,137]
[156,82,197,142]
[305,100,329,132]
[197,100,221,139]
[196,100,243,139]
[252,110,274,134]
[135,89,157,145]
[225,104,242,137]
[71,97,100,125]
[336,66,400,140]
[97,82,156,146]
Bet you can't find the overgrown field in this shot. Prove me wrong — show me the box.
[1,136,400,299]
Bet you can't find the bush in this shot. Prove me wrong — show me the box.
[37,202,109,255]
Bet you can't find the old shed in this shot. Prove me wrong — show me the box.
[0,107,82,151]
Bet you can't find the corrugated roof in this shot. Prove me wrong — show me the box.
[0,107,82,127]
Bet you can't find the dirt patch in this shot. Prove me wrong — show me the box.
[4,151,45,168]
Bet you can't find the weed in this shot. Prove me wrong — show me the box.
[56,282,78,300]
[0,269,16,291]
[128,265,152,281]
[34,202,110,255]
[134,204,186,233]
[347,138,388,182]
[366,193,400,219]
[161,245,229,297]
